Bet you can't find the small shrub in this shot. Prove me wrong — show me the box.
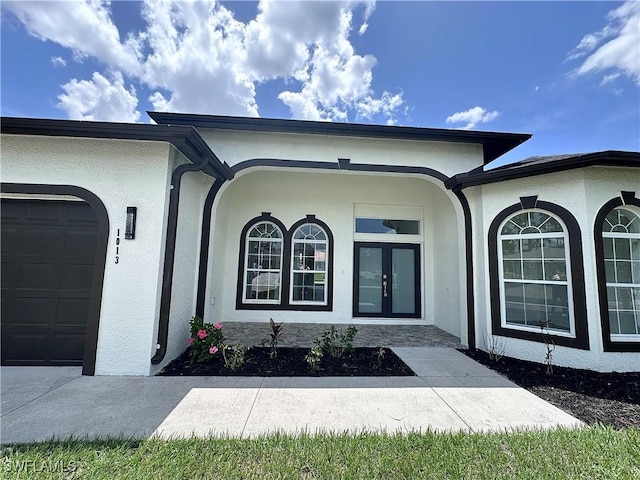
[320,325,358,358]
[222,343,248,371]
[374,347,386,369]
[305,342,324,371]
[187,316,225,363]
[485,334,506,362]
[261,318,284,359]
[539,321,555,375]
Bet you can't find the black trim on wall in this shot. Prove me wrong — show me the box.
[338,158,351,170]
[232,159,449,184]
[151,158,209,365]
[233,158,339,173]
[488,200,590,350]
[0,183,110,375]
[348,163,449,184]
[621,191,637,205]
[594,192,640,352]
[235,213,334,311]
[520,195,538,209]
[454,190,476,349]
[195,178,225,318]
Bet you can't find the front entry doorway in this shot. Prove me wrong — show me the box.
[353,243,421,318]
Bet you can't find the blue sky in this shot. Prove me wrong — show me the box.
[2,1,638,167]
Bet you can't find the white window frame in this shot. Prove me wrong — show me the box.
[602,207,640,342]
[242,221,283,304]
[289,223,328,306]
[497,209,575,338]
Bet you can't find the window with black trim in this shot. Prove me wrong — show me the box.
[242,221,283,303]
[236,214,333,311]
[595,193,640,351]
[602,208,640,339]
[499,210,573,335]
[290,223,328,305]
[488,198,589,350]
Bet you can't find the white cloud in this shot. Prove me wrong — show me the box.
[277,7,403,122]
[244,1,345,81]
[140,0,259,117]
[359,0,376,35]
[51,56,67,68]
[567,0,640,85]
[277,89,325,121]
[566,33,604,61]
[58,71,141,122]
[356,91,405,125]
[445,106,499,130]
[5,0,405,124]
[600,72,621,86]
[4,0,142,75]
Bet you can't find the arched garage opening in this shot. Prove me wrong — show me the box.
[1,184,109,375]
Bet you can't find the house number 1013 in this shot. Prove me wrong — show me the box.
[115,228,121,264]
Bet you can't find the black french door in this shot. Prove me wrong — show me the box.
[353,243,421,318]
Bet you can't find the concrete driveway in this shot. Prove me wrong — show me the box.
[1,348,581,444]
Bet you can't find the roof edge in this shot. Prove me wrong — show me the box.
[0,116,233,180]
[446,150,640,190]
[148,111,531,164]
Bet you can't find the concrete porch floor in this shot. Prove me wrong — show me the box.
[0,348,581,444]
[223,322,463,348]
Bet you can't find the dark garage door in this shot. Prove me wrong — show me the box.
[1,199,99,366]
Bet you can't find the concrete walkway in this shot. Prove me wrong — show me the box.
[0,348,581,444]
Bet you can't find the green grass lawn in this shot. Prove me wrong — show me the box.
[2,425,638,479]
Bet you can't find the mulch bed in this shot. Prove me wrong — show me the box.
[463,349,640,430]
[157,346,415,377]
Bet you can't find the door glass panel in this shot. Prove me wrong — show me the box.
[358,247,382,313]
[392,248,415,314]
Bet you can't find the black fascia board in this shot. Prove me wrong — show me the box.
[147,111,531,165]
[0,116,234,181]
[446,150,640,191]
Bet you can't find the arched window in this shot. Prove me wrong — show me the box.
[599,204,640,346]
[499,210,573,334]
[291,223,328,305]
[488,197,589,349]
[243,221,283,303]
[236,214,333,311]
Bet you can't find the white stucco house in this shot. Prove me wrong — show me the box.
[1,113,639,375]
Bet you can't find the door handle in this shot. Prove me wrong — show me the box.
[382,280,388,297]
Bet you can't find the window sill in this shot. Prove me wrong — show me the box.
[491,323,589,350]
[610,334,640,342]
[236,303,332,312]
[503,322,574,339]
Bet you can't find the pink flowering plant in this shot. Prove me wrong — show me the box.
[188,316,225,363]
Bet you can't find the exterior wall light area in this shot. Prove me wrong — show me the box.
[125,207,137,240]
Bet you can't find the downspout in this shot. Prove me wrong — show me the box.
[151,156,209,365]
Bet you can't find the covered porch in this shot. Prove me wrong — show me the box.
[205,167,469,345]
